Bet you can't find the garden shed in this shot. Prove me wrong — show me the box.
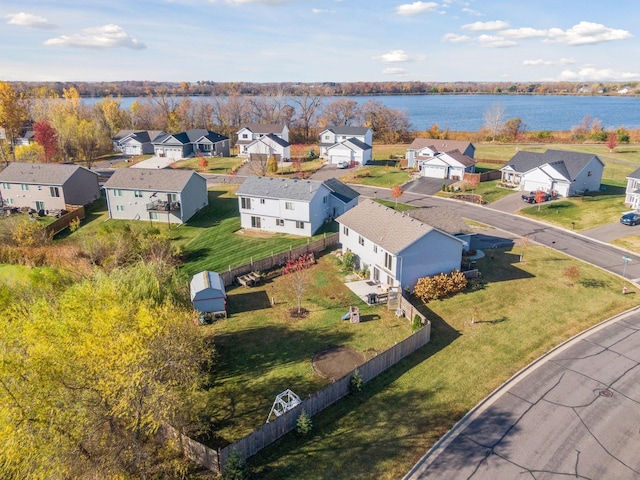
[190,271,227,316]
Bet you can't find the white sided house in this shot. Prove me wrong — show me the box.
[319,126,373,165]
[419,149,476,180]
[406,138,476,169]
[236,124,289,157]
[625,167,640,210]
[337,199,465,290]
[112,130,164,156]
[244,134,291,162]
[103,168,208,224]
[153,129,230,160]
[0,162,100,212]
[236,175,359,237]
[500,149,604,197]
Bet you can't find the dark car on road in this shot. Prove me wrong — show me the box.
[620,212,640,226]
[522,191,552,204]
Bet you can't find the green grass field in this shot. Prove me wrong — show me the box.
[249,244,638,479]
[173,156,244,174]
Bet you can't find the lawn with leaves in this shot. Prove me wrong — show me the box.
[339,162,411,188]
[173,156,244,174]
[200,253,413,447]
[250,245,638,479]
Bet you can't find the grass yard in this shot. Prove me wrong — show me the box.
[199,253,413,447]
[250,245,638,479]
[173,156,244,174]
[435,179,516,204]
[611,234,640,254]
[519,186,629,231]
[372,144,409,161]
[340,162,411,188]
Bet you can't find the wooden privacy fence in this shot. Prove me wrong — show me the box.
[218,233,339,287]
[174,312,431,474]
[45,205,85,236]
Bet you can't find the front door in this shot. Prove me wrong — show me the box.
[373,267,380,283]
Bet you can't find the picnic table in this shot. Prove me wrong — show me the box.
[237,271,262,288]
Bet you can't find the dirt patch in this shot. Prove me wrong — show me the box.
[312,346,365,381]
[288,307,309,319]
[235,229,275,239]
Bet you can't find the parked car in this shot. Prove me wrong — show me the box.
[620,212,640,226]
[521,191,552,203]
[337,161,350,169]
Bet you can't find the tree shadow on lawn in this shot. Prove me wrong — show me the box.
[185,191,239,228]
[589,183,625,196]
[250,308,465,477]
[227,290,272,314]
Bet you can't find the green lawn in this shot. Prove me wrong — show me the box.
[519,186,629,231]
[250,245,638,479]
[611,234,640,254]
[340,162,411,188]
[173,156,244,174]
[435,179,516,204]
[201,254,413,447]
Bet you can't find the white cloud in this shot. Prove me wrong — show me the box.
[372,50,410,63]
[396,2,439,16]
[312,8,335,14]
[441,33,472,43]
[462,8,483,16]
[559,67,640,81]
[477,34,516,48]
[44,25,146,50]
[500,27,548,39]
[549,21,632,45]
[462,20,509,31]
[6,12,56,29]
[382,67,407,75]
[523,58,575,66]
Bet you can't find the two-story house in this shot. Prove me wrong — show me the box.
[625,167,640,210]
[405,138,476,169]
[337,199,464,290]
[319,126,373,165]
[235,175,359,237]
[0,162,100,212]
[243,134,291,163]
[236,124,289,157]
[153,129,230,159]
[102,168,208,224]
[418,149,476,180]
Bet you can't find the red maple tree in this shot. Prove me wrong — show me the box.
[391,185,403,207]
[33,120,59,163]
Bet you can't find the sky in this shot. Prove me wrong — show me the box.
[1,0,639,84]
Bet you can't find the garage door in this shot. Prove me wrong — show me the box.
[167,148,182,159]
[423,165,446,179]
[331,155,351,165]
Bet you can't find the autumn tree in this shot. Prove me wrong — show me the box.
[502,118,525,141]
[282,253,314,316]
[0,263,210,479]
[391,184,403,207]
[33,119,59,162]
[318,98,359,128]
[267,154,278,173]
[75,118,107,168]
[359,100,411,143]
[607,133,619,152]
[14,142,45,163]
[0,81,30,163]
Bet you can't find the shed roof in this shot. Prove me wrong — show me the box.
[190,271,226,301]
[0,162,96,186]
[103,168,203,192]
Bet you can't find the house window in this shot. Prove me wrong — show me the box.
[116,205,125,212]
[588,171,593,176]
[324,135,330,140]
[113,189,123,197]
[50,186,60,197]
[358,235,364,246]
[285,202,294,210]
[1,182,9,189]
[373,245,377,253]
[21,184,29,191]
[295,221,304,229]
[323,196,328,203]
[260,198,265,204]
[35,201,45,211]
[149,212,158,220]
[251,216,261,228]
[134,190,143,198]
[169,193,178,202]
[242,134,248,139]
[384,252,392,270]
[241,197,251,209]
[276,218,284,226]
[4,198,13,205]
[342,226,349,236]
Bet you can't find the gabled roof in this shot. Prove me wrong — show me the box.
[103,168,204,193]
[190,271,226,299]
[153,129,228,145]
[441,149,475,167]
[113,130,164,143]
[236,175,326,202]
[322,126,371,136]
[627,167,640,180]
[503,149,603,181]
[408,138,475,155]
[0,162,97,186]
[337,199,441,254]
[322,178,360,204]
[327,137,372,152]
[238,123,286,135]
[248,133,290,149]
[406,206,471,235]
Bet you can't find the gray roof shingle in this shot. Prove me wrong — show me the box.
[0,162,96,185]
[322,178,360,204]
[236,176,325,202]
[628,167,640,180]
[239,124,286,135]
[337,199,437,254]
[103,168,203,192]
[408,138,475,155]
[323,126,371,136]
[503,149,603,181]
[406,206,471,234]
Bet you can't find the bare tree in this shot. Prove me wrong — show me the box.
[318,98,360,129]
[483,102,505,142]
[291,85,325,142]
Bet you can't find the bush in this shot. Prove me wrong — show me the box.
[296,409,313,436]
[349,369,364,395]
[224,449,249,480]
[412,314,423,332]
[342,251,356,271]
[414,270,468,303]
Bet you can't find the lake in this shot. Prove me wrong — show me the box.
[89,94,640,132]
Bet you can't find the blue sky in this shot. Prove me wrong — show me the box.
[1,0,639,83]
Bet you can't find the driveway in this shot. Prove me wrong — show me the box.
[403,177,456,196]
[405,307,640,479]
[308,163,354,181]
[130,156,177,169]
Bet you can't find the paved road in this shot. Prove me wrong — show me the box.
[404,307,640,480]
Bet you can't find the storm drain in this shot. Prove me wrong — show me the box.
[599,389,613,397]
